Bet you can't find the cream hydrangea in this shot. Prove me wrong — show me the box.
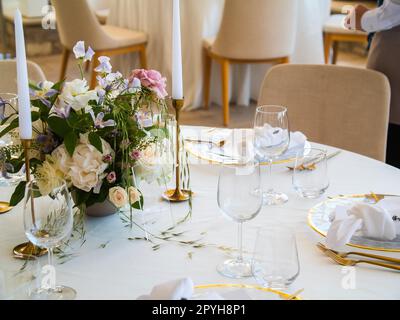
[59,79,98,112]
[35,156,65,196]
[52,133,114,192]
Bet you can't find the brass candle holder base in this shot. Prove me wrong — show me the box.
[163,98,191,203]
[162,189,192,203]
[13,242,47,260]
[12,139,47,260]
[0,201,13,214]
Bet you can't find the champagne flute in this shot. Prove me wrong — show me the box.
[23,180,76,300]
[217,162,263,278]
[254,105,290,206]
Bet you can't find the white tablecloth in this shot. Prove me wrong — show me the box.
[108,0,331,109]
[1,126,400,300]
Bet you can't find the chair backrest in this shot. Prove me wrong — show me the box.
[258,64,391,161]
[51,0,113,50]
[0,60,46,94]
[211,0,298,60]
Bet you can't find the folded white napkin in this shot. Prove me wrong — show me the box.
[326,198,400,249]
[137,278,224,300]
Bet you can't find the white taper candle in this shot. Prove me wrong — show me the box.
[172,0,184,99]
[14,9,32,140]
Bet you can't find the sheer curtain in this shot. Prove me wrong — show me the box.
[108,0,331,109]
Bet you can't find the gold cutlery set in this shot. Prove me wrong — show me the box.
[317,243,400,272]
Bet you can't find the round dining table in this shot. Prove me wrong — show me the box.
[107,0,331,109]
[0,126,399,300]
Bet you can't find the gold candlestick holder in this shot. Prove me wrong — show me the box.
[162,98,191,202]
[13,139,47,260]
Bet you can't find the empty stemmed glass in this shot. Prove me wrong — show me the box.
[23,180,76,300]
[254,105,290,206]
[217,162,263,278]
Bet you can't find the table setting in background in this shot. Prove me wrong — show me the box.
[1,0,400,301]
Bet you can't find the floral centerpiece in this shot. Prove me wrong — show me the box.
[0,41,172,218]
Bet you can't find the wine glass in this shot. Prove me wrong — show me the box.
[254,105,290,206]
[217,162,263,278]
[23,180,76,300]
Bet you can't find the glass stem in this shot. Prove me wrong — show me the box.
[237,222,243,263]
[47,247,56,291]
[267,158,274,193]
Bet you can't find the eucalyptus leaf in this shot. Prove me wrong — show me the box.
[64,131,78,157]
[10,181,27,207]
[88,132,103,153]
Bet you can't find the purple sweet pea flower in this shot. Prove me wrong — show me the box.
[89,110,116,129]
[36,133,59,154]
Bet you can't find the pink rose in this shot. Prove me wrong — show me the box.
[129,69,168,99]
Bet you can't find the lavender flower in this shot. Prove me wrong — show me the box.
[89,110,116,129]
[36,133,60,154]
[73,41,95,62]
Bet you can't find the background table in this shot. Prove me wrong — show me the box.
[108,0,331,109]
[1,126,399,300]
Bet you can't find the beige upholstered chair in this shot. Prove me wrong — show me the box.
[52,0,147,89]
[324,14,368,64]
[203,0,298,126]
[258,64,391,161]
[0,60,46,93]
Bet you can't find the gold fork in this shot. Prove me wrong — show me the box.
[317,243,400,264]
[323,247,400,271]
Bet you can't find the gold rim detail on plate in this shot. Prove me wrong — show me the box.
[194,283,301,300]
[308,194,400,253]
[185,141,311,166]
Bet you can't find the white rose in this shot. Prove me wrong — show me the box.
[60,79,98,112]
[128,186,141,205]
[52,145,72,176]
[51,134,114,192]
[135,142,173,184]
[109,187,128,208]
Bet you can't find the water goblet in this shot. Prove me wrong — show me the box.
[23,180,76,300]
[217,162,263,278]
[254,105,290,206]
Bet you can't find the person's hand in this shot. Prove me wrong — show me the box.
[344,5,370,31]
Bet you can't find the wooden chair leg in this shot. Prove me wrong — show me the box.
[220,59,230,127]
[282,56,290,64]
[324,33,333,64]
[85,60,90,73]
[139,45,148,69]
[60,47,70,82]
[90,52,100,89]
[203,49,212,109]
[332,41,339,65]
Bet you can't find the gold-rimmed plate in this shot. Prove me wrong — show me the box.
[0,201,13,214]
[193,284,302,300]
[185,139,311,166]
[308,194,400,252]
